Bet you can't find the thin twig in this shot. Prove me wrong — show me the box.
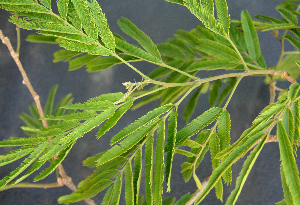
[269,81,276,104]
[0,30,96,205]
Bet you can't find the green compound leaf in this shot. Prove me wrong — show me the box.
[280,165,294,205]
[125,162,134,205]
[277,121,300,205]
[194,39,239,62]
[88,0,115,50]
[0,137,47,147]
[176,107,223,145]
[278,8,298,26]
[241,10,266,67]
[118,17,161,60]
[195,132,266,204]
[110,104,173,144]
[145,135,154,205]
[215,0,230,35]
[165,109,177,192]
[0,142,48,188]
[133,149,142,205]
[97,119,160,165]
[115,37,162,64]
[97,100,133,139]
[0,147,35,167]
[154,121,165,205]
[57,0,69,19]
[110,174,123,205]
[225,135,267,205]
[34,143,74,182]
[285,35,300,52]
[157,43,185,60]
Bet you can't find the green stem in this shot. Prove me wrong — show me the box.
[0,182,62,191]
[225,35,249,71]
[132,86,167,101]
[175,81,201,107]
[223,77,243,110]
[245,63,264,70]
[160,62,200,80]
[112,53,150,80]
[14,14,21,54]
[275,30,288,71]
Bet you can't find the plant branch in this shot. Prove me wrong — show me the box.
[0,30,48,128]
[186,133,291,205]
[0,182,63,191]
[0,30,96,205]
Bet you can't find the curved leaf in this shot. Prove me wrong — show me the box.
[118,17,161,60]
[176,107,222,145]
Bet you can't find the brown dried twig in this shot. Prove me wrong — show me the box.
[0,30,96,205]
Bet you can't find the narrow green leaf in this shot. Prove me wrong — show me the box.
[157,43,185,60]
[278,8,298,25]
[209,132,223,201]
[26,35,58,44]
[184,0,226,36]
[174,193,191,205]
[0,142,48,188]
[194,39,239,61]
[262,23,295,31]
[118,17,161,60]
[292,101,300,141]
[285,35,300,52]
[277,121,300,204]
[0,137,47,147]
[86,56,139,72]
[53,49,81,63]
[145,135,154,205]
[59,107,116,144]
[181,139,201,148]
[68,54,100,71]
[1,4,49,13]
[282,108,294,144]
[58,179,113,204]
[225,135,267,205]
[217,111,232,185]
[20,112,43,129]
[167,38,195,59]
[165,107,176,189]
[280,165,294,205]
[0,147,35,166]
[241,10,263,62]
[175,149,195,157]
[255,14,286,23]
[44,85,58,118]
[215,0,230,34]
[97,119,160,165]
[162,197,176,205]
[97,100,133,139]
[134,149,143,205]
[154,121,165,205]
[181,162,193,173]
[189,59,239,71]
[193,172,203,190]
[176,107,223,145]
[101,186,114,205]
[59,39,112,56]
[125,162,134,205]
[115,38,162,64]
[39,0,51,9]
[71,0,97,39]
[34,143,74,182]
[111,104,173,144]
[165,0,184,5]
[275,199,287,205]
[88,0,115,50]
[57,0,69,19]
[195,132,266,204]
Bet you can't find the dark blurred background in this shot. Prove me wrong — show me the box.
[0,0,297,204]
